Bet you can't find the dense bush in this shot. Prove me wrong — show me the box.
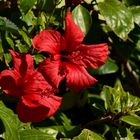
[0,0,140,139]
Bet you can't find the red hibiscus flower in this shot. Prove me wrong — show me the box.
[65,0,84,6]
[32,11,109,92]
[0,50,62,122]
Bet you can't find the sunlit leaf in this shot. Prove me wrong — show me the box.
[19,129,56,140]
[37,128,58,139]
[121,115,140,126]
[73,129,104,140]
[111,127,134,140]
[56,0,65,8]
[55,112,72,127]
[18,0,37,14]
[72,5,92,35]
[101,80,140,113]
[18,29,31,46]
[21,11,36,26]
[98,0,134,40]
[15,40,30,53]
[129,6,140,26]
[0,101,19,140]
[4,53,12,64]
[84,0,92,4]
[5,32,15,50]
[0,16,18,33]
[33,54,45,65]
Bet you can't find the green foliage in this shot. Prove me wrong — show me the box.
[0,101,58,140]
[19,129,56,140]
[0,17,18,34]
[111,128,134,140]
[0,101,20,140]
[73,129,104,140]
[37,0,57,13]
[121,115,140,126]
[72,5,92,35]
[101,80,140,113]
[129,6,140,26]
[0,0,140,139]
[18,0,37,14]
[98,0,134,40]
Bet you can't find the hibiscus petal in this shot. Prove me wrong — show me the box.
[22,88,61,116]
[38,58,66,88]
[9,50,34,76]
[32,30,64,54]
[16,99,50,122]
[17,95,61,123]
[21,95,41,107]
[66,63,97,92]
[23,71,52,95]
[0,70,21,96]
[70,43,109,69]
[39,94,62,117]
[22,70,56,107]
[64,11,84,52]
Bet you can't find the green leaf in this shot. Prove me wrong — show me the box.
[15,40,30,53]
[98,0,134,40]
[0,101,19,140]
[0,16,18,33]
[0,101,57,140]
[88,58,118,75]
[101,80,140,113]
[100,86,115,112]
[129,6,140,26]
[21,11,36,26]
[4,53,12,64]
[56,0,65,8]
[49,125,81,138]
[84,0,92,4]
[37,0,56,13]
[73,129,104,140]
[121,115,140,126]
[5,32,15,50]
[33,54,45,65]
[19,129,56,140]
[0,39,4,59]
[114,80,140,112]
[111,127,134,140]
[37,128,58,139]
[18,29,31,46]
[18,0,37,14]
[126,129,134,140]
[72,5,92,35]
[37,12,47,30]
[55,112,72,127]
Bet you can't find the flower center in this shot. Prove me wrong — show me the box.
[59,51,69,61]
